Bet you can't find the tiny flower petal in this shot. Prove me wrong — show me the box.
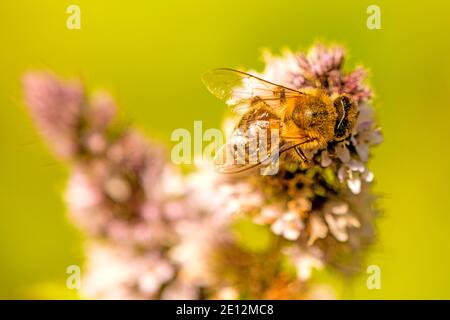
[320,150,332,167]
[347,177,362,194]
[335,142,351,163]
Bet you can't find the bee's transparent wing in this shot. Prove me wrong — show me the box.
[214,119,309,174]
[214,121,275,173]
[202,68,303,112]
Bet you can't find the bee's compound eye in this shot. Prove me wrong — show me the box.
[333,94,354,140]
[334,95,352,112]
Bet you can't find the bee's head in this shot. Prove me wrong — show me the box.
[332,94,358,141]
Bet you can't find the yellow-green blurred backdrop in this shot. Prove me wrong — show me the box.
[1,0,449,299]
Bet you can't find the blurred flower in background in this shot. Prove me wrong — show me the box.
[24,71,213,299]
[22,43,382,299]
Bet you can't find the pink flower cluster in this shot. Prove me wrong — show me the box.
[208,44,383,279]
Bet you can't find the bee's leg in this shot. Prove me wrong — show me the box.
[295,146,308,163]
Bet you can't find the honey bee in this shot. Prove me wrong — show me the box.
[202,68,358,173]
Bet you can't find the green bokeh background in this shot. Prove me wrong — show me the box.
[1,0,449,299]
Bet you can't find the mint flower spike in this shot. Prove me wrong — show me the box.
[204,43,382,279]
